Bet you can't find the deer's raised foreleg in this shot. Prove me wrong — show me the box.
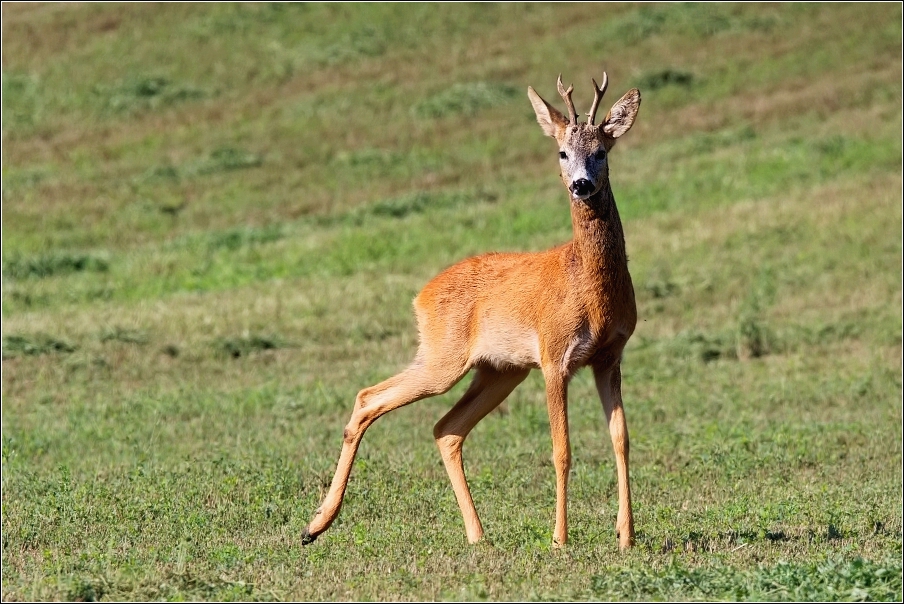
[593,361,634,550]
[303,363,465,545]
[434,365,531,543]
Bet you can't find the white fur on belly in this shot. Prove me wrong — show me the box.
[469,319,541,370]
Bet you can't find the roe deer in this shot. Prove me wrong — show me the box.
[303,71,641,550]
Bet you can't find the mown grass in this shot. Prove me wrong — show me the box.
[2,3,902,601]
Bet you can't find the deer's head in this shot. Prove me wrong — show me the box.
[528,73,640,201]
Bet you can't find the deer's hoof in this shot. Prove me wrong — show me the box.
[301,526,317,545]
[616,530,635,551]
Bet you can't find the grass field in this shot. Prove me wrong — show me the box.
[2,3,902,601]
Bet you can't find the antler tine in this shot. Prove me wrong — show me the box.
[587,71,609,126]
[556,73,577,125]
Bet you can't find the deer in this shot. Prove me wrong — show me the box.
[302,70,641,551]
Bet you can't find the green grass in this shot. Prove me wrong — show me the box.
[2,3,902,601]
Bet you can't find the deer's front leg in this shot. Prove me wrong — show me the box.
[593,362,634,550]
[543,370,571,548]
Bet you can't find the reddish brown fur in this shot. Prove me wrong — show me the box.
[303,72,642,550]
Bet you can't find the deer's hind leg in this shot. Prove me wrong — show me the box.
[434,365,530,543]
[303,360,468,544]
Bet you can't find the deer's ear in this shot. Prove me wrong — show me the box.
[600,88,641,141]
[528,86,569,138]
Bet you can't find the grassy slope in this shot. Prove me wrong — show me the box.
[2,3,902,601]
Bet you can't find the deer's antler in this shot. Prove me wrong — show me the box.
[557,74,577,125]
[587,71,609,126]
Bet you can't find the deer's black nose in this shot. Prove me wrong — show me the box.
[571,178,594,197]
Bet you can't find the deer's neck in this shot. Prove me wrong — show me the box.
[568,181,629,283]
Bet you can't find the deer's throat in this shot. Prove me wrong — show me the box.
[571,185,613,220]
[570,184,627,265]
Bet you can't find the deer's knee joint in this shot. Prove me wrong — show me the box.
[552,449,572,471]
[434,426,462,448]
[433,422,464,462]
[610,427,629,453]
[440,434,464,452]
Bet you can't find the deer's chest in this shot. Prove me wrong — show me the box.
[560,323,597,373]
[560,322,631,374]
[558,292,635,374]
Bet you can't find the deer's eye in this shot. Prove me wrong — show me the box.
[595,149,606,159]
[559,151,567,160]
